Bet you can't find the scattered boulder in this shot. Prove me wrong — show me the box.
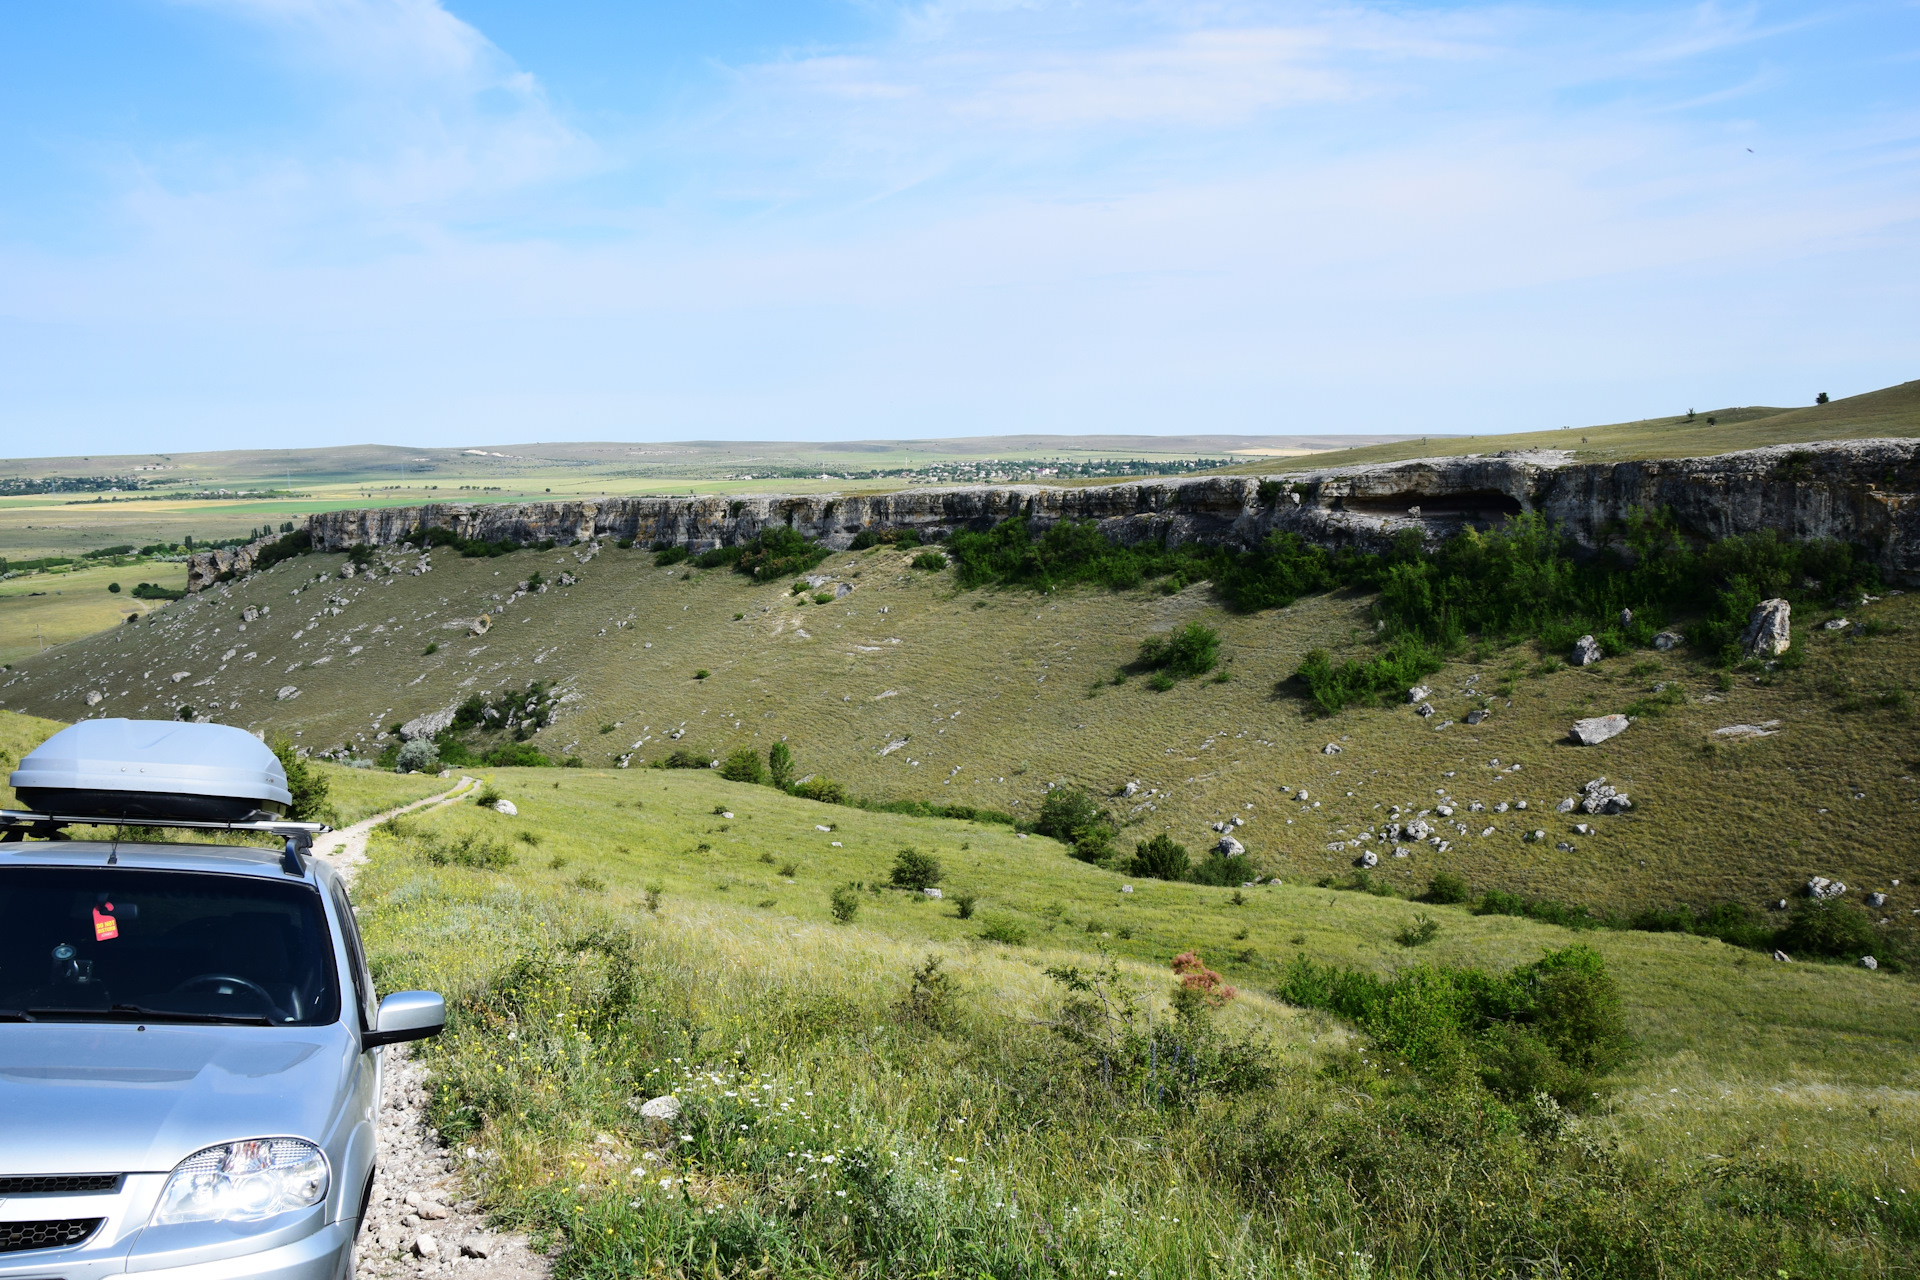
[1740,598,1791,657]
[1861,956,1878,971]
[460,1240,491,1259]
[1216,834,1246,858]
[1579,778,1631,814]
[1465,709,1490,725]
[1619,608,1633,628]
[1416,702,1436,718]
[1407,685,1432,704]
[1652,630,1684,650]
[1714,721,1781,739]
[339,562,357,580]
[468,614,492,637]
[1122,780,1140,798]
[242,605,259,623]
[1404,819,1433,841]
[494,799,518,816]
[1824,618,1850,631]
[275,685,300,701]
[1806,876,1846,899]
[170,671,191,683]
[399,706,457,741]
[638,1095,682,1123]
[922,887,943,899]
[1570,635,1602,666]
[412,1235,438,1259]
[1357,850,1379,869]
[83,690,104,706]
[1556,797,1576,813]
[1772,950,1792,963]
[1867,891,1888,908]
[1570,714,1629,746]
[1322,743,1342,755]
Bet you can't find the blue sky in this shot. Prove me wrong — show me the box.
[1,1,1916,451]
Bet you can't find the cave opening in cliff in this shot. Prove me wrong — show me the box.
[1342,490,1525,522]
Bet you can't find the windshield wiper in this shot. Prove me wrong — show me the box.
[26,1004,273,1026]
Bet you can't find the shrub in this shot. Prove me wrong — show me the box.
[652,544,689,566]
[1129,833,1191,881]
[1138,622,1221,678]
[473,784,502,808]
[644,882,662,913]
[953,893,977,919]
[1425,872,1470,904]
[422,642,438,655]
[395,738,440,774]
[1035,786,1114,857]
[1776,899,1879,960]
[896,956,958,1029]
[269,734,336,824]
[829,885,861,923]
[793,776,847,805]
[694,669,710,680]
[890,847,943,891]
[483,742,552,768]
[911,551,948,571]
[767,742,794,790]
[718,747,765,784]
[979,918,1029,945]
[107,581,120,593]
[1396,914,1441,946]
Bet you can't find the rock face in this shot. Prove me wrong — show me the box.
[1741,599,1792,656]
[399,706,458,742]
[1570,714,1630,745]
[1570,635,1603,666]
[182,438,1920,593]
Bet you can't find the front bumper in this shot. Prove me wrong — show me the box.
[0,1217,353,1280]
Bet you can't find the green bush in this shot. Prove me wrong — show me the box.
[1137,621,1220,678]
[792,776,847,805]
[1425,872,1471,904]
[910,551,948,571]
[1776,899,1879,960]
[979,918,1029,945]
[482,742,552,768]
[953,893,977,920]
[1035,786,1113,854]
[269,734,337,825]
[718,747,765,784]
[395,738,440,774]
[889,847,943,891]
[829,886,861,923]
[1129,833,1191,880]
[652,543,690,566]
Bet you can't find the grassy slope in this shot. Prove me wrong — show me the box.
[5,543,1916,943]
[1215,377,1920,472]
[347,765,1920,1272]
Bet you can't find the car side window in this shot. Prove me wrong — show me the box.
[328,881,377,1029]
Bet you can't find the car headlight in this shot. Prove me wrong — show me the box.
[153,1139,330,1225]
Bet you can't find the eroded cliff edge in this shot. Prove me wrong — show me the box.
[190,439,1920,590]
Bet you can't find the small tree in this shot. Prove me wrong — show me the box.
[1129,833,1191,881]
[767,741,794,790]
[1816,392,1830,405]
[829,885,861,923]
[890,847,943,891]
[107,582,121,594]
[270,733,336,824]
[719,747,765,784]
[1138,622,1220,679]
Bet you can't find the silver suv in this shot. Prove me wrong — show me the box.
[1,720,444,1280]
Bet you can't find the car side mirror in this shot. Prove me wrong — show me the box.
[364,990,445,1048]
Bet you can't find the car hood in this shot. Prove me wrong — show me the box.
[0,1022,357,1174]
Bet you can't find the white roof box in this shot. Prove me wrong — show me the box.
[9,719,292,823]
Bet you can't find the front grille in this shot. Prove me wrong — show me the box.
[0,1219,103,1254]
[0,1175,120,1194]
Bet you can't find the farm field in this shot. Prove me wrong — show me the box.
[0,557,189,665]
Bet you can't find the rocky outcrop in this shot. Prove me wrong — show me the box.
[1741,599,1792,656]
[1570,714,1630,745]
[188,438,1920,592]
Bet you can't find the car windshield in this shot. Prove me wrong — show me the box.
[0,866,338,1026]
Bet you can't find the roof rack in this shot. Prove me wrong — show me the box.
[0,811,332,876]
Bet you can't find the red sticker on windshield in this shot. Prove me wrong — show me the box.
[92,907,118,941]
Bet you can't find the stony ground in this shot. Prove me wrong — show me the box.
[317,782,550,1280]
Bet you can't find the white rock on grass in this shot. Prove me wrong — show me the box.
[1407,686,1432,703]
[1322,743,1342,755]
[637,1095,682,1123]
[1358,850,1379,868]
[1773,950,1792,963]
[922,887,943,899]
[276,685,300,701]
[1867,892,1888,908]
[1741,598,1791,657]
[1824,618,1850,631]
[1806,876,1846,899]
[1570,714,1629,746]
[1861,956,1879,970]
[84,690,104,706]
[1556,798,1576,813]
[1570,635,1603,666]
[494,799,517,816]
[1216,835,1246,858]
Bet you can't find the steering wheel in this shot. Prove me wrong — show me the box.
[170,973,290,1021]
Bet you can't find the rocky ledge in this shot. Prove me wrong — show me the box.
[189,438,1920,591]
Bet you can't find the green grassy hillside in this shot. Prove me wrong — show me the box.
[4,538,1916,952]
[352,765,1918,1276]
